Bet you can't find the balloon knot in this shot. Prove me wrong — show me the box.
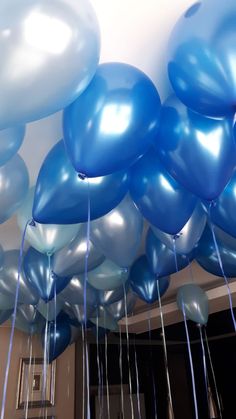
[29,219,36,227]
[78,172,87,180]
[173,232,183,240]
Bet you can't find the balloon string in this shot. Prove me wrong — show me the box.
[157,279,174,416]
[0,219,30,419]
[204,328,222,419]
[172,237,178,273]
[182,303,198,419]
[123,283,135,419]
[188,258,195,283]
[133,335,141,419]
[96,314,102,419]
[24,333,33,419]
[81,323,85,419]
[105,332,111,419]
[42,301,49,418]
[198,326,209,414]
[119,327,125,419]
[208,215,236,331]
[147,315,158,419]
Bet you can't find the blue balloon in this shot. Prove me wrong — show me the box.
[33,140,129,224]
[42,319,71,363]
[63,62,161,177]
[130,148,197,234]
[0,245,3,269]
[210,170,236,238]
[155,95,236,200]
[0,125,25,166]
[196,223,236,278]
[177,284,209,325]
[24,247,71,302]
[168,0,236,117]
[146,228,194,277]
[129,255,170,304]
[0,309,13,325]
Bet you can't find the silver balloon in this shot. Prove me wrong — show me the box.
[0,250,39,305]
[107,291,137,321]
[0,154,29,223]
[0,292,15,310]
[59,276,98,307]
[151,201,206,254]
[37,298,63,321]
[0,0,100,129]
[90,306,119,331]
[87,258,129,291]
[52,224,104,277]
[177,284,209,325]
[98,282,129,306]
[17,188,80,254]
[15,304,44,334]
[91,194,143,267]
[0,125,25,166]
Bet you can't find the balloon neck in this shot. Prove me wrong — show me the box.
[173,232,183,240]
[78,172,87,180]
[29,218,36,227]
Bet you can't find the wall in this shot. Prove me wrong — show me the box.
[0,326,75,419]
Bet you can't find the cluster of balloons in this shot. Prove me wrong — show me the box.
[1,0,236,360]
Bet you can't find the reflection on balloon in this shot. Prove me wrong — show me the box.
[107,291,137,321]
[0,125,25,166]
[87,259,129,291]
[59,276,98,307]
[177,284,209,325]
[98,281,129,306]
[15,305,44,335]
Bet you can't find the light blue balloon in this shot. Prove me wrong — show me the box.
[107,291,137,321]
[0,154,29,223]
[15,305,45,335]
[59,276,98,307]
[98,281,129,306]
[37,298,63,321]
[0,245,3,269]
[0,125,25,166]
[90,306,119,331]
[87,258,129,291]
[177,284,209,325]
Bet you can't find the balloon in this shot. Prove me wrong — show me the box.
[59,276,98,307]
[33,140,129,224]
[42,319,71,363]
[87,258,129,291]
[0,154,29,223]
[70,324,81,345]
[130,149,197,234]
[0,125,25,166]
[210,170,236,238]
[129,255,170,304]
[0,309,13,325]
[18,188,79,254]
[68,304,94,325]
[15,305,44,335]
[196,224,236,278]
[151,201,206,254]
[0,245,3,269]
[52,224,104,278]
[90,306,118,331]
[0,250,39,305]
[177,284,209,325]
[63,62,161,177]
[98,281,130,306]
[155,95,236,200]
[146,228,194,277]
[24,247,71,302]
[0,0,100,129]
[168,0,236,117]
[90,195,143,267]
[107,291,137,321]
[37,298,63,321]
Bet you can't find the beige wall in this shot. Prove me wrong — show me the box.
[0,326,75,419]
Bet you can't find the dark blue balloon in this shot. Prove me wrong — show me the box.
[130,148,197,234]
[210,170,236,238]
[196,223,236,278]
[42,320,71,363]
[33,140,129,224]
[146,228,194,276]
[155,95,236,200]
[129,255,170,304]
[168,0,236,117]
[24,247,71,302]
[63,62,161,177]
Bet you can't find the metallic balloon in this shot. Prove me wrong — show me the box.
[130,148,197,235]
[0,125,25,166]
[98,281,129,306]
[155,95,236,200]
[33,140,129,224]
[177,284,209,325]
[107,291,137,321]
[168,0,236,117]
[18,188,79,254]
[37,298,63,321]
[146,228,195,277]
[52,224,104,278]
[151,201,206,255]
[129,255,170,304]
[42,319,71,363]
[196,223,236,278]
[24,247,71,302]
[90,306,118,331]
[87,258,129,291]
[15,304,45,335]
[210,170,236,238]
[0,250,39,305]
[0,309,13,325]
[91,195,143,267]
[59,276,98,307]
[0,245,3,269]
[0,154,29,223]
[63,62,161,177]
[0,0,100,129]
[68,304,94,325]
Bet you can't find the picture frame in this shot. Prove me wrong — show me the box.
[16,358,56,410]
